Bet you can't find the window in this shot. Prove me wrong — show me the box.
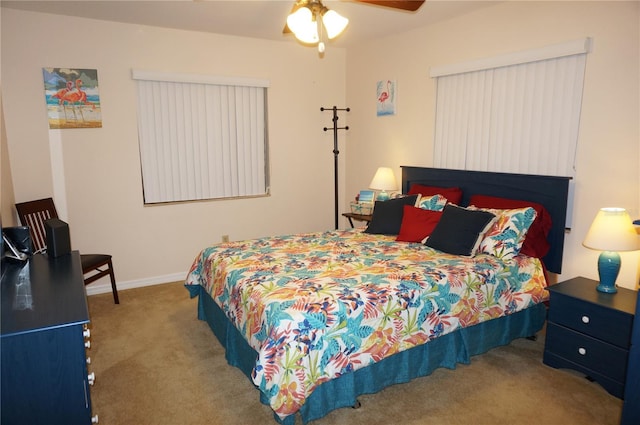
[430,38,591,178]
[132,70,270,204]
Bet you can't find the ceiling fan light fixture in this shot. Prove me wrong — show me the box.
[286,0,348,48]
[286,6,319,44]
[322,9,348,39]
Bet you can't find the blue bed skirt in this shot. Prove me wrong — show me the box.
[187,285,546,424]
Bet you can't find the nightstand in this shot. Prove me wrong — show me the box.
[342,212,372,228]
[543,276,637,398]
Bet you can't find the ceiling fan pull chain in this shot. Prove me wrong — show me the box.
[318,11,325,53]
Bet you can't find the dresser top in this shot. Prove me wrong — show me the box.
[548,276,637,315]
[1,251,89,337]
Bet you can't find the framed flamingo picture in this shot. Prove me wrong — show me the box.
[376,79,396,116]
[43,68,102,129]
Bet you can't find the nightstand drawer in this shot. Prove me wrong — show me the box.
[548,291,633,348]
[545,322,628,382]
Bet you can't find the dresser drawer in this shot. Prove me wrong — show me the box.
[545,322,628,382]
[548,291,633,348]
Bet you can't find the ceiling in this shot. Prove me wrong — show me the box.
[1,0,499,48]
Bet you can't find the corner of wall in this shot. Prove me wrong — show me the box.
[1,96,18,226]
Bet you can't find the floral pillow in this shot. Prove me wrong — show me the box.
[417,194,448,211]
[472,206,537,260]
[468,195,552,259]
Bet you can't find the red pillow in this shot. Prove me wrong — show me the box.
[407,184,463,205]
[396,206,443,243]
[468,195,552,259]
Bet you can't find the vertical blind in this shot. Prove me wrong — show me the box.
[132,70,269,204]
[430,38,591,178]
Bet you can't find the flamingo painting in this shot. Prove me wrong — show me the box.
[58,79,96,122]
[51,81,73,103]
[43,67,102,129]
[376,79,396,116]
[378,80,391,103]
[60,79,93,105]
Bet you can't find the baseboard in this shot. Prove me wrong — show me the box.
[85,272,187,297]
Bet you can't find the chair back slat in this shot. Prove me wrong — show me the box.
[15,198,59,254]
[22,210,53,253]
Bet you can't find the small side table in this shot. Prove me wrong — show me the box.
[543,276,636,398]
[342,212,372,228]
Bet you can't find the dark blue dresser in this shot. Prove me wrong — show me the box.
[543,276,636,399]
[621,287,640,424]
[1,251,96,424]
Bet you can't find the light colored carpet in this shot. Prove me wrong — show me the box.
[87,281,622,425]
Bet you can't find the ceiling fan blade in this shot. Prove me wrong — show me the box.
[356,0,425,12]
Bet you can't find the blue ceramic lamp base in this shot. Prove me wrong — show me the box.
[376,191,390,201]
[596,250,621,293]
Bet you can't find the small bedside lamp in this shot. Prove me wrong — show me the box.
[369,167,397,201]
[583,207,640,293]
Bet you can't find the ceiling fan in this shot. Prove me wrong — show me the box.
[284,0,425,52]
[352,1,425,12]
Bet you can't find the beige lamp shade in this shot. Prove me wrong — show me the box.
[369,167,397,191]
[583,208,640,252]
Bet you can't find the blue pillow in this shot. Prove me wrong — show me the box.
[364,195,419,235]
[425,204,496,256]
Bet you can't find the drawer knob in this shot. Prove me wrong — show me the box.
[88,372,96,385]
[92,414,99,424]
[84,329,91,339]
[85,340,91,349]
[578,347,587,355]
[581,315,590,324]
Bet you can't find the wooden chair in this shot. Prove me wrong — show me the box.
[15,197,120,304]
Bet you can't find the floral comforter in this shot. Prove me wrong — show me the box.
[185,229,548,420]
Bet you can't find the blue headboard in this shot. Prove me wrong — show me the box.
[401,166,571,274]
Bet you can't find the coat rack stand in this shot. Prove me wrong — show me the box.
[321,106,350,229]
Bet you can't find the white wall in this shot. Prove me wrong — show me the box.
[2,9,347,290]
[345,1,640,289]
[3,2,639,293]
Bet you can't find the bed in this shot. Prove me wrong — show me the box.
[185,166,570,424]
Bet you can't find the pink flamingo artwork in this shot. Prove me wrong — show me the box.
[43,67,102,129]
[378,80,391,103]
[52,81,73,104]
[376,80,396,116]
[57,79,95,122]
[61,79,95,108]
